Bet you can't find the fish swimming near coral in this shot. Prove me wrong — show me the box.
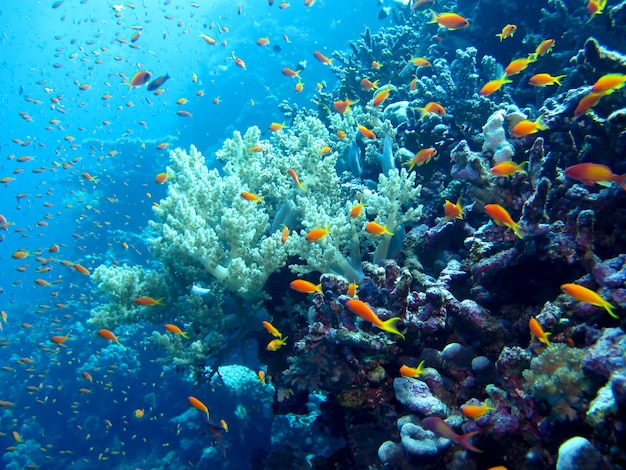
[421,417,482,452]
[564,163,626,191]
[560,283,617,318]
[344,299,404,339]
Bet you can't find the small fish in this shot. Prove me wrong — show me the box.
[188,396,210,420]
[373,85,395,107]
[82,371,93,382]
[504,56,535,76]
[490,161,527,177]
[461,401,497,419]
[421,417,482,452]
[134,296,164,306]
[134,409,144,418]
[443,197,464,221]
[402,148,437,171]
[561,283,617,318]
[414,101,445,118]
[496,24,517,41]
[281,67,301,78]
[365,221,394,236]
[350,199,364,218]
[51,331,71,344]
[360,78,379,91]
[357,124,376,140]
[484,204,523,239]
[528,73,566,87]
[511,115,548,138]
[98,328,122,346]
[564,163,626,191]
[128,71,151,88]
[147,74,170,91]
[290,279,323,295]
[155,172,168,184]
[73,263,90,275]
[410,57,431,67]
[262,320,282,338]
[333,95,359,114]
[529,317,553,347]
[574,92,605,118]
[258,370,266,384]
[591,73,626,94]
[428,11,470,30]
[529,39,555,60]
[165,323,188,338]
[241,191,262,202]
[400,360,426,378]
[288,169,306,191]
[313,51,333,65]
[220,419,229,432]
[257,37,270,46]
[347,282,358,297]
[267,337,288,351]
[269,122,287,132]
[344,299,404,339]
[305,226,331,242]
[281,225,289,243]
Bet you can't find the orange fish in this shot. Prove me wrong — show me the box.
[188,396,210,419]
[443,197,465,221]
[241,191,262,202]
[155,172,168,184]
[82,371,93,382]
[496,24,517,41]
[290,279,323,294]
[360,78,379,91]
[373,86,395,107]
[591,73,626,94]
[530,39,555,60]
[34,279,52,287]
[257,37,270,46]
[305,225,331,242]
[135,296,164,306]
[344,299,404,339]
[347,282,359,297]
[490,161,527,177]
[165,323,188,338]
[574,92,605,118]
[258,370,267,384]
[564,162,626,191]
[12,250,30,259]
[484,204,523,239]
[129,71,151,88]
[410,57,431,67]
[428,11,470,30]
[333,95,359,114]
[82,172,98,184]
[365,221,394,236]
[422,417,482,452]
[461,401,497,418]
[295,81,304,93]
[269,122,287,132]
[504,57,535,76]
[529,73,566,87]
[262,320,282,338]
[529,317,553,347]
[288,169,306,191]
[313,51,333,65]
[281,67,301,78]
[200,33,217,45]
[98,328,123,346]
[415,101,446,118]
[281,224,289,243]
[587,0,607,22]
[511,115,548,138]
[561,283,617,318]
[400,360,426,378]
[403,148,437,170]
[267,337,288,351]
[357,124,376,140]
[350,199,364,218]
[73,263,90,275]
[51,331,71,344]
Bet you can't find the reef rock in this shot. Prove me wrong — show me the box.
[556,436,603,470]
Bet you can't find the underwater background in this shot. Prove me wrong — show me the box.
[1,0,626,469]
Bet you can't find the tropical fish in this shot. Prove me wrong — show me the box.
[135,296,164,306]
[333,95,359,114]
[155,172,168,184]
[267,337,288,351]
[295,81,303,93]
[415,101,445,118]
[511,115,548,138]
[188,396,210,420]
[281,67,301,78]
[313,51,333,65]
[373,85,395,107]
[51,331,71,344]
[403,148,437,170]
[357,124,376,140]
[428,11,470,30]
[484,204,523,239]
[350,199,364,218]
[98,328,122,346]
[365,221,394,236]
[288,169,306,192]
[563,163,626,191]
[591,73,626,94]
[400,360,426,378]
[305,226,331,242]
[496,24,517,41]
[410,57,431,67]
[281,225,289,243]
[360,78,379,91]
[504,57,535,76]
[347,282,359,297]
[241,191,262,202]
[529,317,553,347]
[561,283,617,318]
[528,73,566,86]
[129,71,151,88]
[73,263,90,275]
[443,197,464,221]
[262,320,282,338]
[134,409,144,418]
[574,92,605,118]
[165,324,188,338]
[421,417,482,452]
[269,122,287,132]
[147,74,170,91]
[529,39,555,60]
[82,371,93,382]
[290,279,323,294]
[344,299,404,339]
[461,401,497,419]
[490,161,527,177]
[257,37,270,46]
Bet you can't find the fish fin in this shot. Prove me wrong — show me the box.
[511,222,524,239]
[615,175,626,192]
[457,431,483,453]
[596,180,612,187]
[604,302,619,319]
[380,317,405,339]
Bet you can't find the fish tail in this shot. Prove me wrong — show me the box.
[512,222,524,239]
[528,53,538,62]
[457,431,483,453]
[554,75,567,86]
[615,175,626,192]
[380,317,405,339]
[604,302,619,319]
[427,10,438,24]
